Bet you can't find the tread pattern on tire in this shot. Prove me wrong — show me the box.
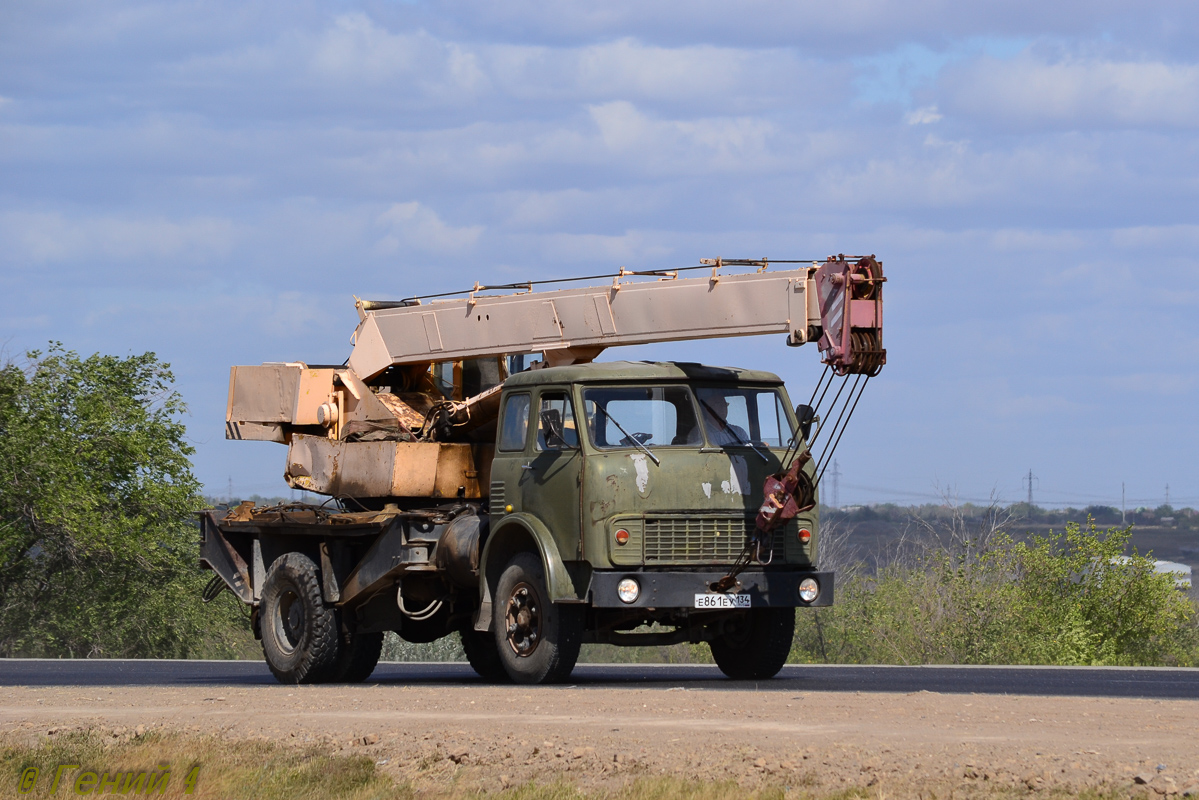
[333,632,383,683]
[493,552,582,685]
[260,552,342,685]
[710,606,796,680]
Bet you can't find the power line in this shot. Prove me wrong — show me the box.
[831,460,842,510]
[839,482,1197,509]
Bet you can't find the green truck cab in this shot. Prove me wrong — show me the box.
[474,361,831,683]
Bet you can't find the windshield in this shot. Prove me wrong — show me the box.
[583,386,701,449]
[695,386,795,448]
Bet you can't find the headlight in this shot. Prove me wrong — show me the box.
[798,577,819,603]
[798,528,812,544]
[617,577,640,604]
[614,528,630,545]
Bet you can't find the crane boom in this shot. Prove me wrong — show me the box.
[351,268,807,378]
[347,257,883,378]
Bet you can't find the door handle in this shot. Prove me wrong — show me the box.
[521,464,535,471]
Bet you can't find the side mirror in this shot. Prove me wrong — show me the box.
[795,404,817,441]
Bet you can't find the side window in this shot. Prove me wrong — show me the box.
[536,392,578,451]
[755,392,785,447]
[498,394,531,451]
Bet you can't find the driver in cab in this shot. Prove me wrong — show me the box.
[697,391,749,447]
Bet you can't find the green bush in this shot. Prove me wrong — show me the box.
[793,520,1198,666]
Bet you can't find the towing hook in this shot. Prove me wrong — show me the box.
[710,576,741,593]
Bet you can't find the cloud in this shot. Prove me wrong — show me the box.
[312,14,489,95]
[1099,372,1197,396]
[374,202,483,254]
[587,101,778,174]
[905,105,942,124]
[0,212,237,265]
[162,17,840,120]
[941,52,1199,129]
[425,0,1199,53]
[1111,224,1199,249]
[530,230,674,263]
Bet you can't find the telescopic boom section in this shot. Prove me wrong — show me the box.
[347,256,885,379]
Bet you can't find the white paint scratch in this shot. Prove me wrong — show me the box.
[721,456,749,496]
[630,454,649,494]
[701,482,712,499]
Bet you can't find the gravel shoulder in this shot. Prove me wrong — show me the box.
[3,677,1198,796]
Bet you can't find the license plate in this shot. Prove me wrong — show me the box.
[694,592,751,609]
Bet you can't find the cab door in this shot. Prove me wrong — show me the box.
[489,391,532,517]
[519,388,584,560]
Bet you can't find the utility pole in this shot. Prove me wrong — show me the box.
[1022,469,1037,518]
[831,459,842,510]
[1166,484,1170,508]
[227,476,234,504]
[1122,482,1126,525]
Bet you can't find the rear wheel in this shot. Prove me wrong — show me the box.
[460,628,510,682]
[259,553,341,684]
[492,552,582,685]
[709,607,795,680]
[332,632,384,683]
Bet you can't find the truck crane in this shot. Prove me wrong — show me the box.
[203,256,886,685]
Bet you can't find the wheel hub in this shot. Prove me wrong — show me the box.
[504,582,542,656]
[275,589,304,654]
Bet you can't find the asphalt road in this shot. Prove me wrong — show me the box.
[1,659,1196,698]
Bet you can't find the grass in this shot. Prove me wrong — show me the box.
[1,728,403,799]
[0,729,806,800]
[2,729,792,800]
[0,728,1138,800]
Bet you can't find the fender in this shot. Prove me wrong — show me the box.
[474,512,579,632]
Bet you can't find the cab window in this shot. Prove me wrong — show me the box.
[535,391,578,451]
[498,394,531,451]
[582,386,701,448]
[696,386,794,448]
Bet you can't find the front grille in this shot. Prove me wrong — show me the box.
[643,517,787,563]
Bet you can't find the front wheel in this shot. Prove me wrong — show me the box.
[709,607,795,680]
[492,552,582,685]
[259,553,342,684]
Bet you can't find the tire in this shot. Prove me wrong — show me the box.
[709,607,796,680]
[259,552,342,684]
[460,628,510,682]
[492,552,582,685]
[332,632,384,683]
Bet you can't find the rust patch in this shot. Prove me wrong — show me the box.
[376,391,435,430]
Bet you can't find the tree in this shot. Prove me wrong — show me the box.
[0,344,249,657]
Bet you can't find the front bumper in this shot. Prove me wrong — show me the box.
[589,569,834,609]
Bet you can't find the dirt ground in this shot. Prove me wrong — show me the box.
[3,676,1198,797]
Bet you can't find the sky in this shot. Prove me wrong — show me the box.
[2,1,1197,510]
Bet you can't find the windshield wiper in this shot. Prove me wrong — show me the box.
[597,406,660,466]
[698,399,769,462]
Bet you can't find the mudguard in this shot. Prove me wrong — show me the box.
[475,512,579,632]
